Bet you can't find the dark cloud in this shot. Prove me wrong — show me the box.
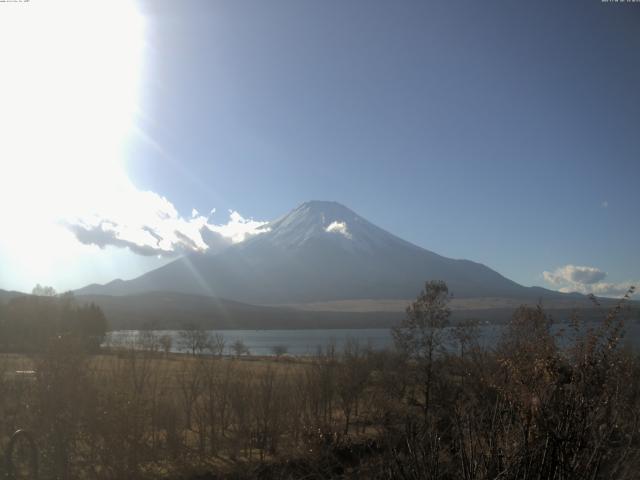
[66,222,176,257]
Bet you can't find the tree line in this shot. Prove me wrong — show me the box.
[0,289,107,353]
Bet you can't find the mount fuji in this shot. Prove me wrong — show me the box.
[76,201,562,304]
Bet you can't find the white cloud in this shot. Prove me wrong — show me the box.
[602,200,609,208]
[558,282,636,297]
[64,187,269,257]
[325,221,352,239]
[543,264,637,298]
[211,210,270,243]
[543,265,607,285]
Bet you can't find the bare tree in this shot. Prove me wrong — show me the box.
[176,359,203,434]
[32,284,57,297]
[138,330,160,353]
[178,326,210,356]
[336,338,372,434]
[451,319,479,360]
[271,344,288,358]
[159,334,173,356]
[392,280,450,421]
[231,339,250,357]
[206,333,226,357]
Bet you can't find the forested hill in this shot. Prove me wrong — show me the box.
[0,293,107,352]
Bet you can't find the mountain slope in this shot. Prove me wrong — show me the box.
[76,201,563,303]
[76,292,622,330]
[0,289,26,304]
[75,291,402,330]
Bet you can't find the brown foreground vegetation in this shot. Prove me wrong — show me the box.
[0,283,639,479]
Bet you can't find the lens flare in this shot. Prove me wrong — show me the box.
[0,0,145,280]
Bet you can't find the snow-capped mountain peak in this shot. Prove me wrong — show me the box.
[76,200,545,303]
[254,201,403,252]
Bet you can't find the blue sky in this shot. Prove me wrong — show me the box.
[0,0,638,295]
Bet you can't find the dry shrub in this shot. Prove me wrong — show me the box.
[0,285,638,480]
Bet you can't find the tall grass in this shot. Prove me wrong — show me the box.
[0,286,637,479]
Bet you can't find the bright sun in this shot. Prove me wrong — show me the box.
[0,0,145,278]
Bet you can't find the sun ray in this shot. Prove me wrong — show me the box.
[0,0,145,281]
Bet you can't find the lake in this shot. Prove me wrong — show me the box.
[107,328,397,356]
[107,321,640,356]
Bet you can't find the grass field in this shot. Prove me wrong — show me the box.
[2,294,640,479]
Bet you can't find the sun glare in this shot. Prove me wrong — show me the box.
[0,0,145,277]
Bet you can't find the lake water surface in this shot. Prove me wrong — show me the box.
[107,321,640,356]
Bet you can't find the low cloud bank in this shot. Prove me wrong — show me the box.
[64,189,269,257]
[543,264,636,297]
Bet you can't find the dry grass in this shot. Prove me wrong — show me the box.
[1,288,639,479]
